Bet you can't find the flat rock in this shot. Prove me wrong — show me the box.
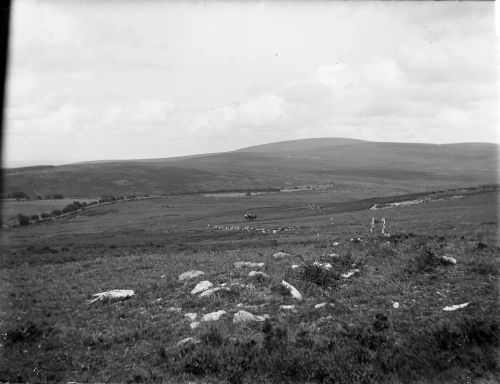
[341,269,360,278]
[201,310,226,322]
[89,289,134,304]
[234,261,265,269]
[273,252,292,259]
[178,270,205,281]
[440,255,457,265]
[191,281,213,295]
[185,313,198,321]
[443,302,470,311]
[233,310,269,323]
[167,307,182,313]
[281,280,303,301]
[248,271,270,279]
[176,337,200,347]
[199,287,230,297]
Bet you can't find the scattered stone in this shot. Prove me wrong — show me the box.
[393,302,400,309]
[176,337,200,347]
[273,251,292,259]
[234,261,265,269]
[281,280,303,301]
[313,262,333,270]
[190,321,200,329]
[167,307,182,313]
[328,253,339,258]
[315,303,327,309]
[291,264,300,270]
[332,242,340,246]
[178,270,205,281]
[199,287,230,297]
[440,255,457,265]
[185,313,198,321]
[248,271,270,279]
[191,281,213,295]
[233,310,269,323]
[88,289,134,304]
[201,310,226,322]
[341,269,360,278]
[236,303,269,309]
[280,305,295,310]
[443,302,470,311]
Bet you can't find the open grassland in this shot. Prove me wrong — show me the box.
[0,188,498,383]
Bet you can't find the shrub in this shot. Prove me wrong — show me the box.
[300,263,340,288]
[40,213,51,219]
[3,320,43,346]
[17,213,30,226]
[30,214,40,221]
[51,209,62,216]
[52,194,64,199]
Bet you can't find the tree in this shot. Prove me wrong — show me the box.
[11,191,28,200]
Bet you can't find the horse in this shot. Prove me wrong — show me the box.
[244,213,257,221]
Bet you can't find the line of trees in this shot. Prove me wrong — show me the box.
[2,191,66,200]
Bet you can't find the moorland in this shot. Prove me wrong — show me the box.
[0,138,498,383]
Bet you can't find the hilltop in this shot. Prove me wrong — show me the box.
[3,138,498,198]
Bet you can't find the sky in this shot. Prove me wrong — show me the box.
[2,0,498,167]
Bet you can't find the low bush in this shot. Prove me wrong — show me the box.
[2,320,43,346]
[17,214,30,226]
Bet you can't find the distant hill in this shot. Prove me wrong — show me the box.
[3,138,498,198]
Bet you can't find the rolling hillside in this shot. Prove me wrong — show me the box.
[2,138,498,198]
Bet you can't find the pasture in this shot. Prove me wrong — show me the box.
[0,187,498,383]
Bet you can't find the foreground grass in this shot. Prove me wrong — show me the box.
[1,231,498,383]
[0,190,498,383]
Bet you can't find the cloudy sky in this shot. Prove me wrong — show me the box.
[3,0,498,167]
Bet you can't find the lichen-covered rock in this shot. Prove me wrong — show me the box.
[341,269,360,278]
[88,289,134,304]
[178,270,205,281]
[248,271,270,279]
[281,280,303,301]
[198,287,230,298]
[273,252,292,259]
[234,261,265,269]
[190,321,200,329]
[443,302,469,311]
[440,255,457,265]
[191,281,213,295]
[167,307,182,313]
[201,310,226,322]
[176,337,200,347]
[313,262,333,270]
[233,310,269,323]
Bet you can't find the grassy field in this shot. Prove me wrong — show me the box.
[0,186,498,383]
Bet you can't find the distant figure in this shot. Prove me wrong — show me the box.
[244,213,257,221]
[370,217,387,235]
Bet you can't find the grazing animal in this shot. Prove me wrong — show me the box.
[244,213,257,221]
